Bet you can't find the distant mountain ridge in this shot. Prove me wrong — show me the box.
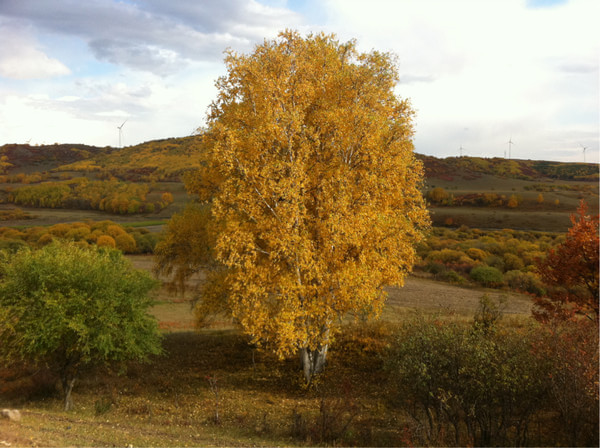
[1,137,598,182]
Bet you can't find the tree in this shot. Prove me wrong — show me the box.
[0,242,162,410]
[536,193,544,204]
[162,31,429,383]
[535,201,599,322]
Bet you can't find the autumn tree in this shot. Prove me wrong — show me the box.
[0,242,162,410]
[159,31,429,383]
[535,201,599,322]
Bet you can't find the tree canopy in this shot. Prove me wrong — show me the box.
[157,31,429,382]
[535,201,599,323]
[0,242,162,409]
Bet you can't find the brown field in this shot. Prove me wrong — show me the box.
[123,255,532,330]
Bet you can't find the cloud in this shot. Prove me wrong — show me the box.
[0,0,302,76]
[526,0,568,8]
[0,23,71,79]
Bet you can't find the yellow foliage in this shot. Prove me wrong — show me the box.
[96,235,116,248]
[507,194,519,208]
[175,31,430,360]
[106,224,126,238]
[115,233,137,253]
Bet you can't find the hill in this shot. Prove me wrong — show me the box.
[0,143,110,173]
[3,137,598,183]
[417,154,599,182]
[1,137,598,232]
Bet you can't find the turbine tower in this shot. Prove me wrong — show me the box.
[581,144,588,163]
[506,137,515,159]
[459,145,465,157]
[117,119,128,148]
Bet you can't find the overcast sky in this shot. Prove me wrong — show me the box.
[0,0,598,162]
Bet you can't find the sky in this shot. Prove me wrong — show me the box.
[0,0,598,163]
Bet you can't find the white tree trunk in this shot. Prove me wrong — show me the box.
[62,376,76,411]
[300,344,328,384]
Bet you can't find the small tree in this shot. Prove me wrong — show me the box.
[0,242,162,410]
[536,193,544,205]
[535,201,599,323]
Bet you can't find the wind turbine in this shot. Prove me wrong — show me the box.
[581,144,588,163]
[459,145,465,157]
[506,137,515,159]
[117,119,128,148]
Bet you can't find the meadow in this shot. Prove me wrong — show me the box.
[0,140,598,446]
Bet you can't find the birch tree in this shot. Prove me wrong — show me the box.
[159,31,429,383]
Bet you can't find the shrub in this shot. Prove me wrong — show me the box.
[37,233,54,246]
[504,270,546,296]
[132,231,159,254]
[424,261,447,276]
[0,239,27,253]
[106,224,126,238]
[503,253,525,271]
[0,242,162,410]
[427,187,451,204]
[439,269,466,285]
[64,226,91,241]
[385,317,548,446]
[115,233,137,253]
[465,247,489,261]
[96,235,116,248]
[470,265,503,287]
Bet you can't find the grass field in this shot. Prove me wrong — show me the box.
[1,253,538,447]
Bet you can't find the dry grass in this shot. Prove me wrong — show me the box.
[0,254,538,447]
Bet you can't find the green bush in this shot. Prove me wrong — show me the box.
[0,242,162,410]
[504,270,546,296]
[503,253,525,271]
[470,265,504,287]
[384,317,549,446]
[439,269,466,285]
[424,261,447,276]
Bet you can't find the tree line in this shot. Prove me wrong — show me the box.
[0,220,159,254]
[5,177,173,214]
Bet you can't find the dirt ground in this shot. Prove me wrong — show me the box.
[127,255,532,327]
[385,276,531,315]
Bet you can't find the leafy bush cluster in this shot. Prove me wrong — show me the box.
[6,178,173,214]
[426,187,523,208]
[418,226,560,294]
[384,313,599,447]
[0,208,33,221]
[0,220,159,254]
[0,171,50,184]
[524,182,596,193]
